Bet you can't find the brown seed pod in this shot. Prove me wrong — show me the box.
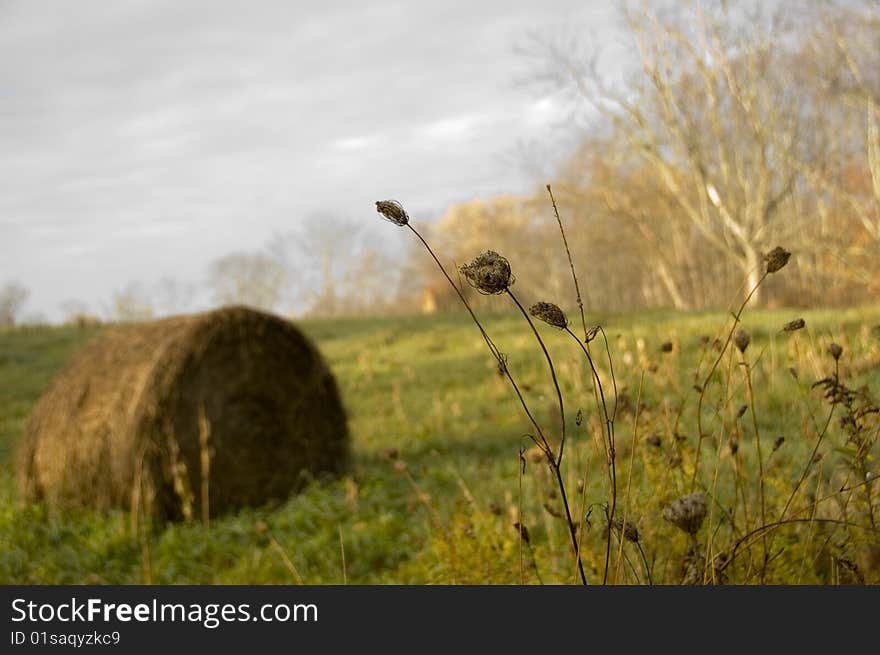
[829,342,843,360]
[764,246,791,273]
[513,522,530,544]
[662,492,707,536]
[529,302,568,329]
[783,318,806,332]
[611,517,640,543]
[375,199,409,226]
[459,251,513,295]
[734,329,751,354]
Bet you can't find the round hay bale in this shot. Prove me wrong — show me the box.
[17,306,349,520]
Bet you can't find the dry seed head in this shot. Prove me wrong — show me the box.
[375,199,409,226]
[829,342,843,360]
[459,251,513,295]
[611,516,640,543]
[660,341,674,353]
[662,492,707,536]
[783,318,806,332]
[764,246,791,273]
[529,302,567,329]
[734,329,750,353]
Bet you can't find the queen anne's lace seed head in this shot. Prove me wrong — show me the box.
[375,200,409,226]
[764,246,791,273]
[662,492,707,536]
[529,302,568,329]
[459,251,513,295]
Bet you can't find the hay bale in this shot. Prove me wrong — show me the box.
[17,306,349,520]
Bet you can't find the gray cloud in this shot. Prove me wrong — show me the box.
[0,0,617,319]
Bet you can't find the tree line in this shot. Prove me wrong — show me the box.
[4,0,877,326]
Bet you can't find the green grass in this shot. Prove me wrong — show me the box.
[1,306,878,584]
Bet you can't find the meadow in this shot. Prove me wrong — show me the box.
[1,304,878,584]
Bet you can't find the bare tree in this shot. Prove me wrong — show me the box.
[209,252,287,312]
[109,283,154,323]
[270,212,402,317]
[525,1,818,304]
[60,299,102,327]
[796,1,880,238]
[0,281,29,327]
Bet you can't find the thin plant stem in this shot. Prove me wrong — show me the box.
[563,326,617,584]
[546,184,588,341]
[597,327,619,421]
[406,224,551,453]
[692,270,768,490]
[741,353,769,582]
[506,289,587,585]
[404,223,586,584]
[779,359,839,521]
[636,542,653,585]
[616,372,644,584]
[545,185,622,581]
[722,517,880,572]
[338,525,347,585]
[518,449,525,585]
[507,289,566,463]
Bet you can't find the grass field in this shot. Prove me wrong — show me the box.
[1,305,878,584]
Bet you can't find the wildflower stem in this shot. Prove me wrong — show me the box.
[741,354,768,581]
[546,184,588,342]
[506,289,587,585]
[693,270,768,490]
[507,289,566,464]
[779,359,839,521]
[564,326,617,584]
[406,224,551,453]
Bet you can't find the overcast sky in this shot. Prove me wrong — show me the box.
[0,0,623,321]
